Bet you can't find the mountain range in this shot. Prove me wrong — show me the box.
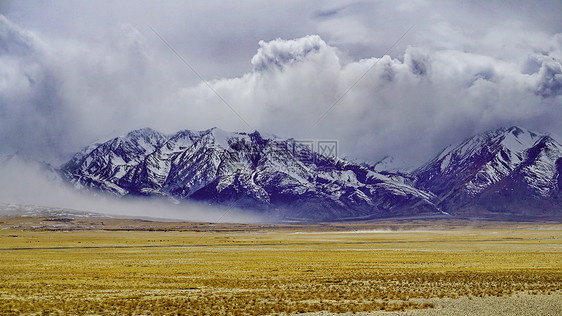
[55,126,562,221]
[60,128,437,221]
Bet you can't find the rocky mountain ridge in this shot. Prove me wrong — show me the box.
[413,126,562,218]
[61,127,440,221]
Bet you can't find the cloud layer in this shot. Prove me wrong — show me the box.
[1,1,561,169]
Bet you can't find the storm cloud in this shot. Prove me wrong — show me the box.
[0,0,561,169]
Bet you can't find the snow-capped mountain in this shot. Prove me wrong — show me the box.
[414,126,562,218]
[62,127,440,221]
[59,126,562,221]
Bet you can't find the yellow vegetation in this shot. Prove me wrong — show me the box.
[0,220,560,315]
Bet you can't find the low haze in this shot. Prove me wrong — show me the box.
[0,155,265,223]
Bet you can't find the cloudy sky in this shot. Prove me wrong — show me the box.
[1,0,561,167]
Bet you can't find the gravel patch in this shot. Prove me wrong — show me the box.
[302,292,562,316]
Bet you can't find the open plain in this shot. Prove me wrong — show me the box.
[0,218,560,315]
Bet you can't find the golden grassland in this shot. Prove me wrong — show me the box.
[0,218,560,315]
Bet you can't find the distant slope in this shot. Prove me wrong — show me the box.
[414,126,562,218]
[0,203,111,219]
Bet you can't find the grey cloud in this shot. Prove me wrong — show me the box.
[0,0,561,171]
[0,16,66,158]
[535,58,562,98]
[0,15,36,56]
[404,47,430,77]
[0,16,177,162]
[523,55,545,75]
[314,2,358,19]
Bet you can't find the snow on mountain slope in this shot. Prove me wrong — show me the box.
[414,126,562,217]
[416,127,542,194]
[62,128,168,194]
[515,136,562,197]
[344,155,414,173]
[63,128,441,221]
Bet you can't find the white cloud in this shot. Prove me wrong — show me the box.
[251,35,330,71]
[162,32,561,166]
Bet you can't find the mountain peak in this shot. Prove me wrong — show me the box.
[414,126,562,218]
[506,125,524,136]
[206,127,235,149]
[127,127,159,135]
[499,126,543,154]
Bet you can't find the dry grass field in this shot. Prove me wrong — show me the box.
[0,218,560,315]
